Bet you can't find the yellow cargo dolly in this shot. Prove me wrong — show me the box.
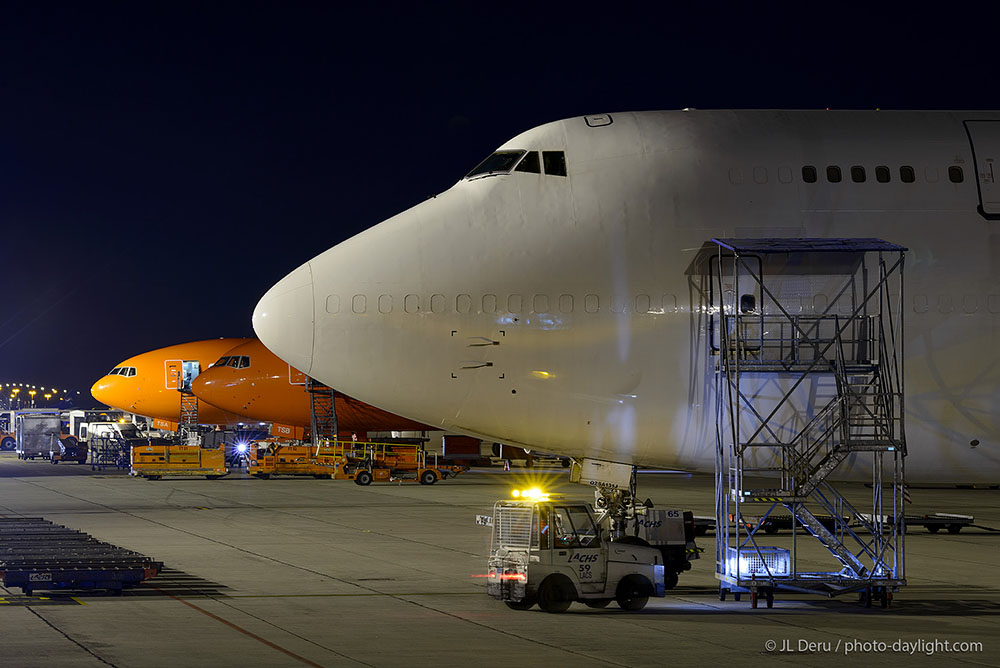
[131,443,228,480]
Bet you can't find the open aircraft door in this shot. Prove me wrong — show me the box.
[965,120,1000,218]
[165,360,201,391]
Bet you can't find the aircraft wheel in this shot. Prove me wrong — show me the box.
[537,575,574,613]
[419,470,437,485]
[616,574,651,611]
[355,470,373,486]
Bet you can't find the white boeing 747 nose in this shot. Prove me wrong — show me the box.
[255,110,1000,484]
[252,262,315,376]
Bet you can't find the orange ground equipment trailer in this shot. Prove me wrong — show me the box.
[249,439,468,485]
[131,443,228,480]
[248,440,343,479]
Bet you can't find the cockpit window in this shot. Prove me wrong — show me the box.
[466,150,526,178]
[109,366,136,377]
[108,367,121,375]
[514,151,541,174]
[225,356,250,368]
[543,151,567,176]
[213,356,231,368]
[124,367,136,377]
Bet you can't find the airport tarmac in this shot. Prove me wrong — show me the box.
[0,453,996,668]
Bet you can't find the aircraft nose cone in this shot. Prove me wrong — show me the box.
[189,373,212,397]
[90,379,109,404]
[253,262,315,375]
[91,377,123,408]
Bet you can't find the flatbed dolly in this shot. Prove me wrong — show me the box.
[0,518,162,595]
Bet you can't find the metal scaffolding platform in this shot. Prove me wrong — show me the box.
[712,238,907,608]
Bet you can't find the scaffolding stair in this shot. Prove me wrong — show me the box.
[790,505,868,577]
[308,379,338,442]
[713,238,907,604]
[179,391,198,428]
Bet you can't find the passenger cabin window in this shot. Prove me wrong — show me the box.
[515,151,541,173]
[542,151,567,176]
[465,150,526,178]
[826,166,842,183]
[875,166,890,183]
[851,166,866,183]
[949,166,964,183]
[900,166,915,183]
[802,166,817,183]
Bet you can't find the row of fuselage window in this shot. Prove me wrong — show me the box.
[326,292,1000,316]
[732,164,966,186]
[802,163,964,184]
[327,293,679,316]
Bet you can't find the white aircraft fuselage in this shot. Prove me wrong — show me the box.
[254,110,1000,483]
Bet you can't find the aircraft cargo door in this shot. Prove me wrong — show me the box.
[965,120,1000,217]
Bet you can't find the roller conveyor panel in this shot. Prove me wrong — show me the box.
[0,517,162,594]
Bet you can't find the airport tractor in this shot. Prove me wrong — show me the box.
[484,468,698,613]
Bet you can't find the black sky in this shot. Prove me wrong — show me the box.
[0,2,995,397]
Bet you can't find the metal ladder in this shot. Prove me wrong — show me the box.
[308,379,338,442]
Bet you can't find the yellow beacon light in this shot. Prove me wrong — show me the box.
[511,488,549,502]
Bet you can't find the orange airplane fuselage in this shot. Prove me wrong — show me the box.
[191,338,429,433]
[91,338,254,427]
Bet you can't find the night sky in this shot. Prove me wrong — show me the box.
[1,2,995,398]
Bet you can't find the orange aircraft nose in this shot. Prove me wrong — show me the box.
[91,375,131,410]
[190,372,224,406]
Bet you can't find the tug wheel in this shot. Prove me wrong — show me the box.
[355,470,373,486]
[615,574,651,611]
[419,470,437,485]
[537,575,574,613]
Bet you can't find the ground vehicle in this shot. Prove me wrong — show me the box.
[486,496,667,612]
[2,409,62,452]
[248,438,468,484]
[623,508,699,589]
[15,413,62,460]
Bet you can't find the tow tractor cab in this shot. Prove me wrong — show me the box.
[487,489,694,613]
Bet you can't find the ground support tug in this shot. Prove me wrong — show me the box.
[484,469,698,613]
[485,495,667,613]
